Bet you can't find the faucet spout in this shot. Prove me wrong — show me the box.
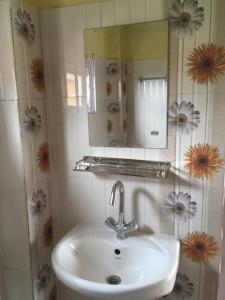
[106,181,138,239]
[110,181,124,213]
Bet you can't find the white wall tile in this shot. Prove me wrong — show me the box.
[131,177,146,226]
[85,2,101,28]
[58,175,97,234]
[0,102,24,190]
[41,7,87,100]
[2,268,33,300]
[101,0,116,26]
[130,0,146,23]
[131,148,146,160]
[118,147,132,159]
[41,9,67,99]
[146,0,168,21]
[104,147,119,158]
[115,0,130,25]
[13,41,29,100]
[40,10,56,99]
[91,176,107,223]
[144,179,160,232]
[72,5,86,67]
[91,147,105,157]
[54,98,81,176]
[0,190,30,269]
[0,267,6,299]
[0,2,17,101]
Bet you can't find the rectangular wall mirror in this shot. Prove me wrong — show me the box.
[84,20,169,149]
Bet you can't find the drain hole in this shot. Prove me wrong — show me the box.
[106,275,121,285]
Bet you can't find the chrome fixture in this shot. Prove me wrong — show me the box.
[73,156,171,179]
[138,76,167,82]
[105,181,138,239]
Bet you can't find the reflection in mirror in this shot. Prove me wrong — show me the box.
[84,20,169,149]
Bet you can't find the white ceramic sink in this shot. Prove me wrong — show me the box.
[52,224,180,300]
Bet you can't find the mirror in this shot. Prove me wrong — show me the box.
[84,20,169,149]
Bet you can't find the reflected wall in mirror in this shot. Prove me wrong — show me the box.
[84,20,169,149]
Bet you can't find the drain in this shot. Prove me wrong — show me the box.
[105,275,121,285]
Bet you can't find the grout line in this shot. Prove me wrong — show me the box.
[199,1,213,299]
[100,0,103,27]
[0,266,31,272]
[0,187,26,192]
[40,90,221,102]
[144,0,148,22]
[174,37,184,239]
[128,0,131,23]
[189,30,197,235]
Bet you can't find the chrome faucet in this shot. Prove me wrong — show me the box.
[105,181,138,239]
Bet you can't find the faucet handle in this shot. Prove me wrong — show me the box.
[124,219,138,234]
[105,217,117,230]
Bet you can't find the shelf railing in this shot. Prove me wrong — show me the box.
[73,156,171,179]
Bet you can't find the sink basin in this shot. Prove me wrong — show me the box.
[52,224,180,300]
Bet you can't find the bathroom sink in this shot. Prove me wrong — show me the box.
[52,224,180,300]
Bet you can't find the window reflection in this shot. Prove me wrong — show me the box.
[66,73,76,106]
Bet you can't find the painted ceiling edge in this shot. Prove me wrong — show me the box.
[24,0,109,10]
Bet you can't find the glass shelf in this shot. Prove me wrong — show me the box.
[73,156,171,179]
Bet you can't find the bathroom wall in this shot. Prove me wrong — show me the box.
[40,0,225,299]
[8,0,56,299]
[0,1,33,299]
[214,0,225,298]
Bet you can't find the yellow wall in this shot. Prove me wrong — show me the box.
[24,0,168,61]
[24,0,107,10]
[85,27,121,59]
[85,20,168,61]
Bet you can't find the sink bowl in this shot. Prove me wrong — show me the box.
[52,224,180,300]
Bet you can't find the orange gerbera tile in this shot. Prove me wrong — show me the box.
[31,58,45,92]
[184,143,223,179]
[107,120,113,134]
[182,231,219,264]
[123,119,127,132]
[122,81,127,95]
[187,43,225,85]
[48,284,57,300]
[37,142,50,173]
[42,216,53,247]
[106,82,113,96]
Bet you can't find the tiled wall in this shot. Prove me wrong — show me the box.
[10,0,57,299]
[40,0,225,300]
[0,0,223,299]
[211,0,225,298]
[0,1,33,299]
